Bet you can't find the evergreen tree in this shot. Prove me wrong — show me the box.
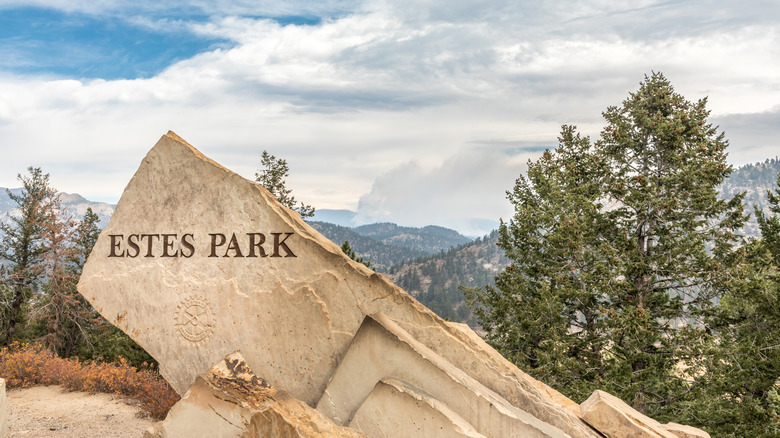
[255,150,315,219]
[0,167,58,345]
[64,207,101,357]
[72,207,101,269]
[467,73,746,419]
[756,172,780,264]
[688,173,780,436]
[38,207,101,357]
[341,240,373,270]
[69,208,156,368]
[36,193,76,353]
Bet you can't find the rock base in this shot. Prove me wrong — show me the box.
[146,352,368,438]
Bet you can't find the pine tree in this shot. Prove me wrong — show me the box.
[72,207,101,270]
[255,150,315,219]
[756,173,780,264]
[67,208,156,367]
[689,173,780,436]
[38,207,101,357]
[467,73,746,419]
[0,167,58,345]
[341,240,373,270]
[37,194,78,354]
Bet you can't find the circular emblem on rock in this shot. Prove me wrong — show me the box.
[174,297,215,342]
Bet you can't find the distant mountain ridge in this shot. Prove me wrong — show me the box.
[351,223,471,254]
[0,187,114,229]
[308,221,428,272]
[312,209,500,238]
[719,157,780,237]
[310,209,357,227]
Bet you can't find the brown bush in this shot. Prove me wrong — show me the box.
[0,342,179,419]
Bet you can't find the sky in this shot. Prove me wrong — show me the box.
[0,1,778,236]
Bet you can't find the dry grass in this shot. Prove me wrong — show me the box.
[0,342,179,420]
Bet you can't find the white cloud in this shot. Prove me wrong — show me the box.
[354,148,530,236]
[713,107,780,166]
[0,1,779,232]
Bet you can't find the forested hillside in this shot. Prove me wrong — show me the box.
[308,221,428,271]
[720,157,780,237]
[721,157,780,208]
[0,169,153,370]
[386,230,508,323]
[309,221,473,272]
[351,223,471,254]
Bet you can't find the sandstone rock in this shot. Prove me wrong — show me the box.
[447,321,583,418]
[318,312,570,438]
[146,352,368,438]
[580,390,678,438]
[78,132,598,438]
[349,377,487,438]
[662,422,711,438]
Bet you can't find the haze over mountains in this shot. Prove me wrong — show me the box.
[311,208,501,238]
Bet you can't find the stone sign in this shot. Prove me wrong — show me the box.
[78,132,709,438]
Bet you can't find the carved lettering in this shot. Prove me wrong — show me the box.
[161,234,179,257]
[181,233,195,258]
[108,231,296,258]
[209,233,226,257]
[141,234,161,258]
[247,233,267,258]
[271,232,296,258]
[127,234,141,258]
[108,234,125,257]
[224,233,244,258]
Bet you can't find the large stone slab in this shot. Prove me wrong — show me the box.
[446,321,584,418]
[317,313,571,438]
[580,390,678,438]
[349,377,487,438]
[77,132,598,438]
[146,351,368,438]
[661,422,711,438]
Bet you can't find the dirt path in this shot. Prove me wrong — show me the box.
[6,385,155,437]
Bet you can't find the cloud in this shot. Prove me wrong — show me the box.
[713,107,780,166]
[354,148,532,236]
[0,0,778,229]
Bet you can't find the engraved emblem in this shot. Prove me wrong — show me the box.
[174,297,215,342]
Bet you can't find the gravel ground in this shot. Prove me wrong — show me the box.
[6,385,155,437]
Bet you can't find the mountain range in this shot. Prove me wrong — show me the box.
[0,189,114,229]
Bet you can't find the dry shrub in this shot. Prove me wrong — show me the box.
[0,342,179,419]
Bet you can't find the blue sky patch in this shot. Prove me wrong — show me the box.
[0,7,229,80]
[255,15,322,26]
[0,5,331,80]
[0,7,327,80]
